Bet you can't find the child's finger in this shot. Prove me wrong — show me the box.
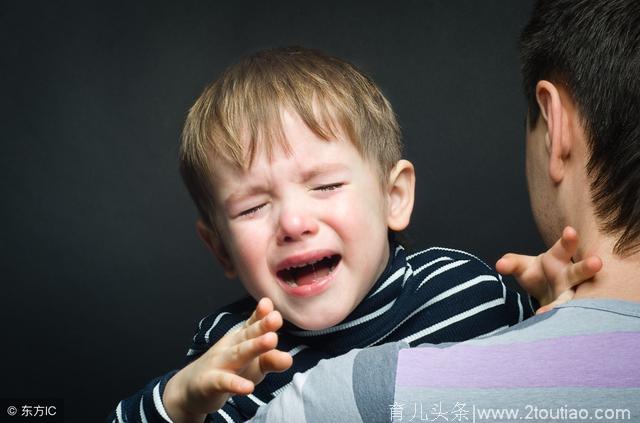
[562,255,603,290]
[226,332,279,369]
[244,298,274,328]
[260,310,283,332]
[549,226,578,262]
[259,350,293,375]
[496,253,534,277]
[234,311,283,345]
[535,290,575,315]
[255,297,274,320]
[208,370,255,396]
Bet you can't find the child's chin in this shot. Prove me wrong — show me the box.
[289,310,347,331]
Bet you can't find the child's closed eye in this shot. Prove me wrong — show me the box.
[313,183,344,192]
[238,203,266,217]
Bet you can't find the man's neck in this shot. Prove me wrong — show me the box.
[573,233,640,302]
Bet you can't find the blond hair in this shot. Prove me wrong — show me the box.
[179,46,402,226]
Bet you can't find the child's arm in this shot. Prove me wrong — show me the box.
[496,226,603,314]
[162,298,293,423]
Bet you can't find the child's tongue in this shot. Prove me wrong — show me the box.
[294,263,331,286]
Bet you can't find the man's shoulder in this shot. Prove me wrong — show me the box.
[461,298,640,348]
[250,343,411,423]
[395,301,640,392]
[556,298,640,318]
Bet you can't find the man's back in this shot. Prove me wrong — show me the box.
[251,299,640,422]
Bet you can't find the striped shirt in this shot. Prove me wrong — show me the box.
[249,299,640,423]
[108,243,533,422]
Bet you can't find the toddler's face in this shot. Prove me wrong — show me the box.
[209,110,392,330]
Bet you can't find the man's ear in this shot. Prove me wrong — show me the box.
[535,80,572,183]
[196,219,237,278]
[386,159,415,231]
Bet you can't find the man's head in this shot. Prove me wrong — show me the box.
[519,0,640,256]
[179,47,415,329]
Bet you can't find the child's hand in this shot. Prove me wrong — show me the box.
[163,298,293,423]
[496,226,602,315]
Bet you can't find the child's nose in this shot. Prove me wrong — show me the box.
[276,207,319,244]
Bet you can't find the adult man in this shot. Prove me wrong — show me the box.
[249,0,640,421]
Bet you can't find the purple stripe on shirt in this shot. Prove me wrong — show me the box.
[396,332,640,388]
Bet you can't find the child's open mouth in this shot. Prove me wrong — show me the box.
[277,254,341,287]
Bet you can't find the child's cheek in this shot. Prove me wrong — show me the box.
[325,192,377,242]
[228,223,269,264]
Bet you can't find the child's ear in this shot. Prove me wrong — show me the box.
[386,159,415,231]
[196,219,237,278]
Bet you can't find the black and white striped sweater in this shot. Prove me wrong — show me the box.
[109,243,534,423]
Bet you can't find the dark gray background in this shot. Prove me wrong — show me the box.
[1,1,542,421]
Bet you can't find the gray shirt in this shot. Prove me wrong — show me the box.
[250,299,640,422]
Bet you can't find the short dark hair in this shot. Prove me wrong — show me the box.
[520,0,640,255]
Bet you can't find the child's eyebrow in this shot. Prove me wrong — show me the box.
[223,184,268,209]
[300,163,349,181]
